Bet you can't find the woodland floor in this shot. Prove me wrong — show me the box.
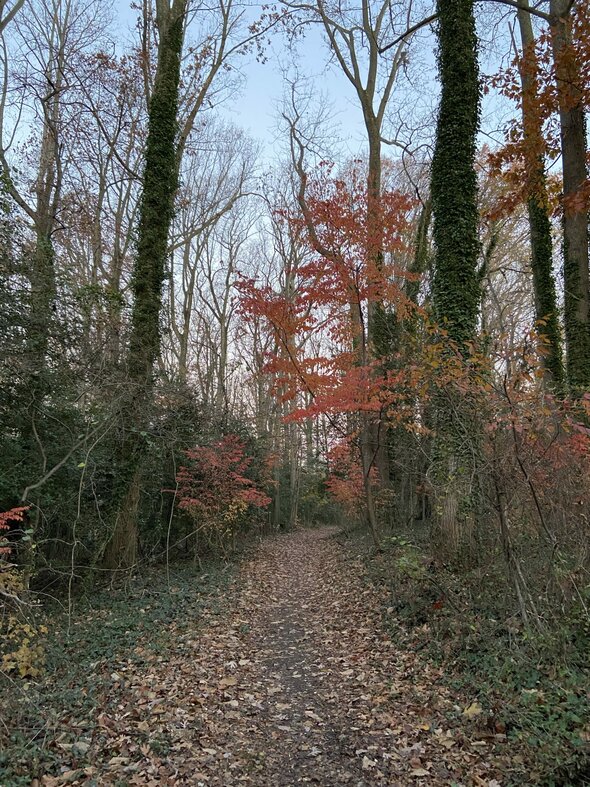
[6,526,534,786]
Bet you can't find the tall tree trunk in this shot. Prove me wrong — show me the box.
[106,204,127,368]
[365,127,390,486]
[390,200,432,528]
[26,231,56,405]
[25,58,62,418]
[516,2,564,388]
[310,0,409,496]
[103,0,187,569]
[430,0,481,560]
[21,75,62,548]
[549,0,590,393]
[215,319,229,417]
[287,421,300,529]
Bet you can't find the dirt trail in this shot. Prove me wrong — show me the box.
[67,528,509,785]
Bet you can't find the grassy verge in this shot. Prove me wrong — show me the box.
[344,528,590,787]
[0,559,237,786]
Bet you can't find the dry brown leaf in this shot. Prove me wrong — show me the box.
[463,701,483,718]
[361,755,377,769]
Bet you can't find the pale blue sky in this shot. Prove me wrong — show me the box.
[114,0,514,165]
[113,1,441,162]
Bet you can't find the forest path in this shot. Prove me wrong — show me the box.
[70,528,508,786]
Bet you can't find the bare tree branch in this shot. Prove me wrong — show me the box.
[379,0,563,56]
[0,0,25,34]
[378,13,437,55]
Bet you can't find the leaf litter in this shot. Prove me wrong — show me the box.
[33,528,520,785]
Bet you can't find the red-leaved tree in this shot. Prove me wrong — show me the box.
[238,162,415,540]
[176,435,271,552]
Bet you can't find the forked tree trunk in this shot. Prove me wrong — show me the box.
[21,78,62,553]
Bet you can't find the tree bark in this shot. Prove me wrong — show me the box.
[430,0,481,560]
[516,2,564,388]
[549,0,590,393]
[0,0,25,33]
[103,0,187,569]
[431,0,480,345]
[311,0,408,493]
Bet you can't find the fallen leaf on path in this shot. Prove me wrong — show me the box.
[463,701,483,718]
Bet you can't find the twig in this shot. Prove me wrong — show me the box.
[21,420,112,502]
[0,587,28,605]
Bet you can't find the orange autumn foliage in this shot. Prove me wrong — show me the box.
[238,162,416,414]
[487,3,590,218]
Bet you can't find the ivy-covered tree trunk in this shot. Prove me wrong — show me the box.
[549,0,590,394]
[103,0,187,569]
[516,2,564,388]
[430,0,481,559]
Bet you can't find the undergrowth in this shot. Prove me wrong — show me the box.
[0,559,236,785]
[349,528,590,787]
